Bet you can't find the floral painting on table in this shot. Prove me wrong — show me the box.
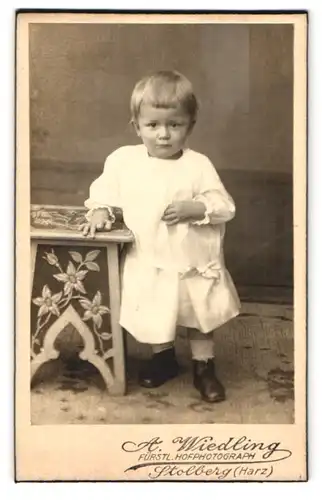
[30,244,115,387]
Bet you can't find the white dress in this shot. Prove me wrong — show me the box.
[85,145,240,344]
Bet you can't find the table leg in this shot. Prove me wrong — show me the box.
[107,243,126,395]
[30,242,38,296]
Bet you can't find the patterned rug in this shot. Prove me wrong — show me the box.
[31,302,294,425]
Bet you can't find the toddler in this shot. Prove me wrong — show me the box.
[82,70,240,403]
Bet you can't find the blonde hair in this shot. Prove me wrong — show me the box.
[130,70,198,124]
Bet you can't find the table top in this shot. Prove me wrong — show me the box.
[30,204,134,243]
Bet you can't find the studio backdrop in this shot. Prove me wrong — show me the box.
[29,23,293,298]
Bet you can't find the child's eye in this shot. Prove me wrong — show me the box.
[147,123,157,128]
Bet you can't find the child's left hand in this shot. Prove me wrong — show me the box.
[162,201,206,225]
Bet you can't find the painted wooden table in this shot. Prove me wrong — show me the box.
[30,204,134,395]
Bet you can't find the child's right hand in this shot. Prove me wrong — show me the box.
[80,208,112,238]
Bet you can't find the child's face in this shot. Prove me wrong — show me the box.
[134,104,193,159]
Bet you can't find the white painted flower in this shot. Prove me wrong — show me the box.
[32,285,62,317]
[43,249,59,266]
[79,291,109,328]
[54,261,88,295]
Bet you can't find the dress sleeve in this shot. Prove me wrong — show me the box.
[84,148,123,210]
[192,155,236,225]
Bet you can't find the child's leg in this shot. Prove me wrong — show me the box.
[187,328,225,403]
[138,341,179,388]
[189,332,214,361]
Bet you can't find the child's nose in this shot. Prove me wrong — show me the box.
[158,126,170,139]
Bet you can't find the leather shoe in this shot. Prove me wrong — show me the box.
[139,348,179,388]
[193,359,226,403]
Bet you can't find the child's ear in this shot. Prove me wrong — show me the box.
[131,119,141,137]
[188,120,196,134]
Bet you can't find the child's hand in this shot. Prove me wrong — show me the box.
[162,201,206,226]
[80,208,112,238]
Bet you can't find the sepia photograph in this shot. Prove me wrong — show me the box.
[15,11,307,481]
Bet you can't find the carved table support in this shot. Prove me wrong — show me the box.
[30,205,133,395]
[106,243,126,394]
[30,241,38,292]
